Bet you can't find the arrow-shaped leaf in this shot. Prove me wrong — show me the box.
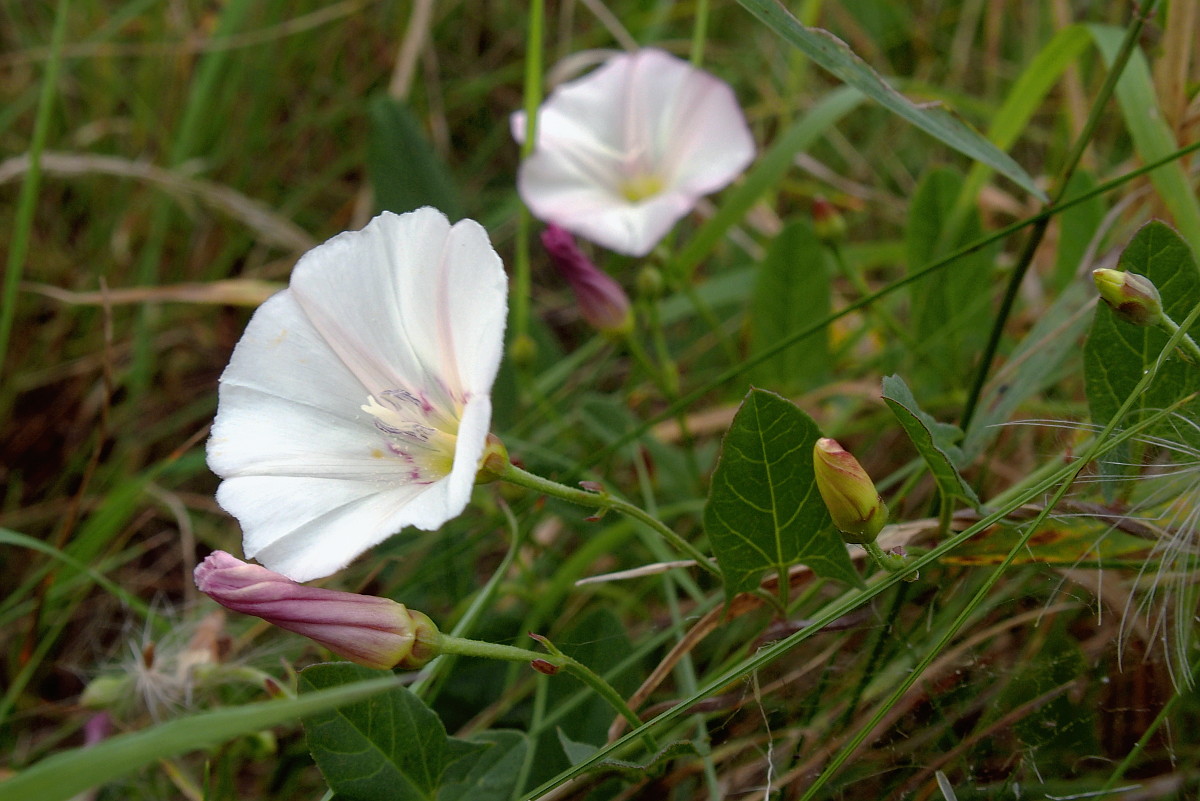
[705,388,861,601]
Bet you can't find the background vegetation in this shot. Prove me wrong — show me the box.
[2,0,1199,798]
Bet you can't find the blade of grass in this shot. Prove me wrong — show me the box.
[1089,22,1200,253]
[737,0,1045,199]
[671,84,864,280]
[0,675,404,801]
[0,0,70,408]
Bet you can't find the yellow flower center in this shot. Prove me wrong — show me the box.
[619,173,664,203]
[362,391,458,482]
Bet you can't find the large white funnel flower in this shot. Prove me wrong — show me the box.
[512,48,755,258]
[207,208,507,582]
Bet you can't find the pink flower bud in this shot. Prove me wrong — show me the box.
[813,438,888,544]
[194,551,440,670]
[541,225,633,336]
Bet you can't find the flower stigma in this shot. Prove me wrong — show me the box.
[619,172,664,203]
[362,389,459,480]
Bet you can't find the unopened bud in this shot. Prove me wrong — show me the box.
[813,437,888,544]
[636,265,665,300]
[1092,269,1163,327]
[194,552,441,671]
[508,333,538,369]
[811,196,847,245]
[542,224,633,336]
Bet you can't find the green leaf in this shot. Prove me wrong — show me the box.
[1089,26,1200,251]
[0,674,405,801]
[906,167,995,387]
[750,220,831,391]
[1084,221,1200,470]
[881,375,980,508]
[737,0,1045,200]
[437,731,528,801]
[556,730,599,766]
[367,94,463,219]
[953,24,1092,226]
[301,663,485,801]
[705,388,861,600]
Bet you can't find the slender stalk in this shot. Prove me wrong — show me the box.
[960,0,1160,432]
[512,0,546,378]
[1,0,71,400]
[689,0,711,66]
[1159,309,1200,363]
[436,633,654,750]
[495,460,721,576]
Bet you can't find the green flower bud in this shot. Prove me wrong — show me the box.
[813,437,888,544]
[508,333,538,369]
[636,265,665,300]
[1092,269,1164,327]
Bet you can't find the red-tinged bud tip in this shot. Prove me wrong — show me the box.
[812,438,888,544]
[811,196,847,244]
[542,225,633,336]
[1092,269,1163,327]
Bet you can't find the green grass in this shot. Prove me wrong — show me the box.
[2,1,1199,799]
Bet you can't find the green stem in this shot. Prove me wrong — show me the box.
[496,460,721,577]
[960,0,1159,433]
[861,541,911,576]
[436,633,655,751]
[512,0,545,375]
[1159,309,1200,363]
[828,243,914,348]
[689,0,710,67]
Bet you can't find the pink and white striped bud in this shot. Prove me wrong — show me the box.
[813,438,888,544]
[194,551,440,670]
[541,224,633,336]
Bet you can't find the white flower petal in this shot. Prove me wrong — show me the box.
[516,49,754,256]
[208,208,508,581]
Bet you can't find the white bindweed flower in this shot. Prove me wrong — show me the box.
[207,208,507,582]
[512,48,755,258]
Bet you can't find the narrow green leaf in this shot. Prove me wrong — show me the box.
[881,375,980,508]
[1089,26,1200,251]
[367,94,463,219]
[705,388,861,600]
[954,24,1092,219]
[750,221,831,391]
[437,731,528,801]
[1083,221,1200,464]
[672,85,864,279]
[1051,170,1106,291]
[962,281,1095,459]
[737,0,1045,200]
[0,675,404,801]
[906,167,995,386]
[302,663,483,801]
